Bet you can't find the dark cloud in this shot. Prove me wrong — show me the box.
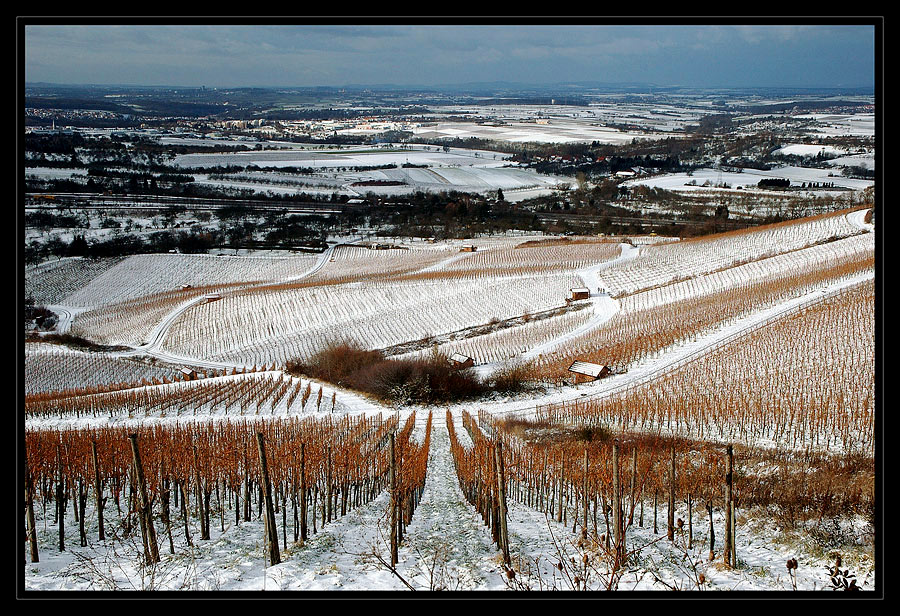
[24,24,876,88]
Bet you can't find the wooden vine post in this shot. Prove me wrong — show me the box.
[396,443,404,545]
[300,442,307,544]
[56,443,65,552]
[687,492,693,550]
[667,442,675,542]
[24,458,39,563]
[582,448,589,540]
[160,464,175,554]
[489,449,499,547]
[556,456,565,524]
[256,432,281,566]
[326,445,333,524]
[389,432,398,568]
[129,433,160,565]
[193,445,209,541]
[723,444,734,568]
[180,478,193,547]
[494,440,510,566]
[612,438,624,563]
[91,440,105,541]
[628,448,636,526]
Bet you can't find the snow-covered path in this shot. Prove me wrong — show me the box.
[22,403,876,591]
[390,415,507,590]
[517,243,638,362]
[520,295,618,362]
[102,242,346,368]
[410,250,470,275]
[44,304,88,334]
[846,207,874,232]
[460,268,875,420]
[471,242,636,379]
[24,224,877,592]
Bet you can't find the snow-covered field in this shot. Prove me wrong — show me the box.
[412,119,669,145]
[622,165,873,195]
[173,145,509,170]
[23,208,877,593]
[159,272,584,367]
[599,209,866,297]
[173,145,574,201]
[793,113,875,137]
[60,252,321,309]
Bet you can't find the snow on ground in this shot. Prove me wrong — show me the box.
[25,166,89,178]
[453,268,875,424]
[388,418,509,590]
[22,413,504,592]
[23,220,876,592]
[411,119,670,145]
[502,489,874,591]
[23,412,875,592]
[172,146,508,170]
[771,144,848,157]
[793,113,875,138]
[846,208,874,232]
[827,154,875,170]
[186,158,572,200]
[476,242,637,373]
[622,166,873,194]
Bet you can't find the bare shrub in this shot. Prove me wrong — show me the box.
[288,341,488,405]
[490,360,540,395]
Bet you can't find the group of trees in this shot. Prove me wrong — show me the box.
[285,342,532,405]
[25,229,219,264]
[757,178,791,189]
[24,296,58,331]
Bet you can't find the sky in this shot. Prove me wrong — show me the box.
[23,22,877,90]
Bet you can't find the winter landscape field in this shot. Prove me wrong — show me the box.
[21,20,880,597]
[23,204,876,593]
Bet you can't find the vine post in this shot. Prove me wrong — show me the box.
[129,433,160,565]
[256,432,281,566]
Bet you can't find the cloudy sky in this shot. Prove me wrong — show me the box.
[23,22,877,89]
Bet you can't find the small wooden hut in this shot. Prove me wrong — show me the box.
[567,361,610,383]
[449,353,475,369]
[570,287,591,300]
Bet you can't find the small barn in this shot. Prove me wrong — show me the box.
[567,361,610,383]
[179,283,193,290]
[460,245,477,252]
[180,367,198,381]
[202,293,222,303]
[570,287,591,300]
[449,353,475,369]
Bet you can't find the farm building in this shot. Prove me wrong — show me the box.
[449,353,475,368]
[570,287,591,300]
[460,245,477,252]
[202,293,222,303]
[567,361,610,383]
[180,367,198,381]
